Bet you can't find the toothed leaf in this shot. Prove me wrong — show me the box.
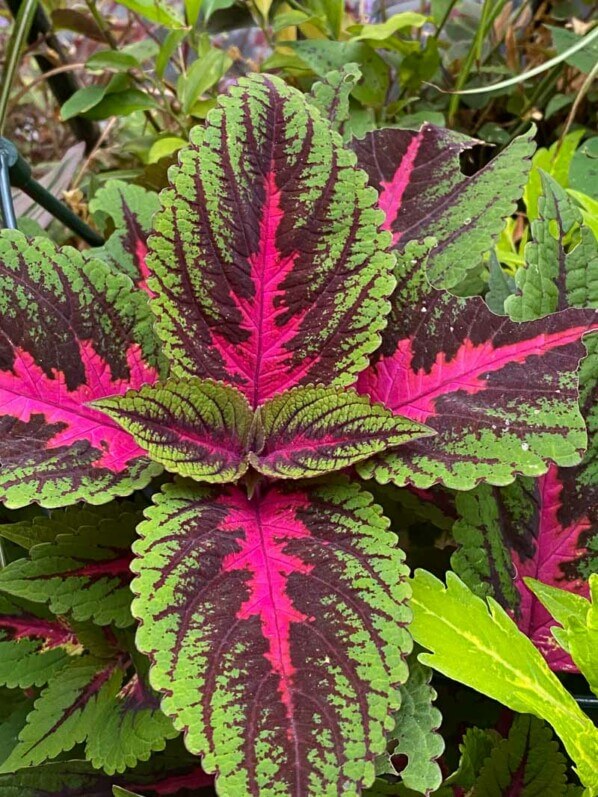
[147,73,395,409]
[472,715,569,796]
[0,232,163,509]
[383,654,443,795]
[309,64,361,134]
[253,386,433,479]
[351,124,536,289]
[89,180,160,295]
[132,477,411,796]
[0,657,121,772]
[0,505,141,628]
[409,570,598,792]
[93,378,252,482]
[357,247,596,490]
[0,595,77,688]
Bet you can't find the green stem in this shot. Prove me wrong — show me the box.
[0,0,39,134]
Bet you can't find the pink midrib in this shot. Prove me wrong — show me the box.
[378,132,423,245]
[362,326,591,421]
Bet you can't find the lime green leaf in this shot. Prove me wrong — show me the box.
[348,12,428,41]
[178,48,232,114]
[148,136,187,163]
[524,130,585,220]
[115,0,185,28]
[409,569,598,792]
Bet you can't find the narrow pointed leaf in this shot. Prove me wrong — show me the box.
[357,248,597,490]
[147,73,395,409]
[0,595,77,688]
[89,180,161,295]
[93,378,252,482]
[0,657,121,772]
[253,386,433,479]
[351,124,536,289]
[472,715,569,796]
[409,570,598,792]
[0,231,163,509]
[0,505,141,628]
[132,478,412,796]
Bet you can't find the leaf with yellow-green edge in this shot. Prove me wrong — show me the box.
[253,386,433,480]
[409,569,598,794]
[92,378,252,483]
[132,476,412,796]
[526,574,598,697]
[309,64,361,135]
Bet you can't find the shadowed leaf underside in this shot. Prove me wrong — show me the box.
[132,478,412,796]
[0,231,163,508]
[147,73,395,409]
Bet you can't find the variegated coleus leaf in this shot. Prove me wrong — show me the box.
[89,180,160,295]
[0,594,77,688]
[0,646,177,775]
[147,73,395,409]
[93,379,252,483]
[253,385,433,479]
[0,503,142,628]
[0,757,214,796]
[356,243,597,490]
[132,477,411,796]
[0,231,163,509]
[94,378,432,481]
[351,123,536,289]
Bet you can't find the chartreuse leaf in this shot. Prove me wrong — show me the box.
[526,574,598,696]
[0,657,121,772]
[147,73,395,409]
[0,595,77,688]
[88,180,160,293]
[0,231,163,509]
[507,171,598,321]
[132,477,412,796]
[93,378,252,482]
[253,386,433,479]
[0,504,141,628]
[309,64,361,134]
[381,654,444,794]
[409,570,598,793]
[472,715,569,796]
[114,0,184,27]
[352,124,536,289]
[357,243,596,490]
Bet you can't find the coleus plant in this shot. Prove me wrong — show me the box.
[0,72,596,796]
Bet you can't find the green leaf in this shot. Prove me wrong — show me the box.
[113,789,143,797]
[384,654,444,794]
[0,689,32,769]
[549,26,598,74]
[309,63,361,134]
[445,726,501,790]
[526,574,598,697]
[472,715,569,796]
[115,0,185,28]
[347,12,428,41]
[148,136,187,163]
[60,85,106,120]
[93,378,252,482]
[507,171,598,321]
[0,657,121,772]
[0,505,140,628]
[524,130,585,220]
[156,28,188,78]
[86,50,140,72]
[409,570,598,793]
[83,88,159,120]
[485,251,515,315]
[291,40,389,107]
[178,48,232,114]
[253,386,433,480]
[569,137,598,201]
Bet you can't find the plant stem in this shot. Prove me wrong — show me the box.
[0,0,39,134]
